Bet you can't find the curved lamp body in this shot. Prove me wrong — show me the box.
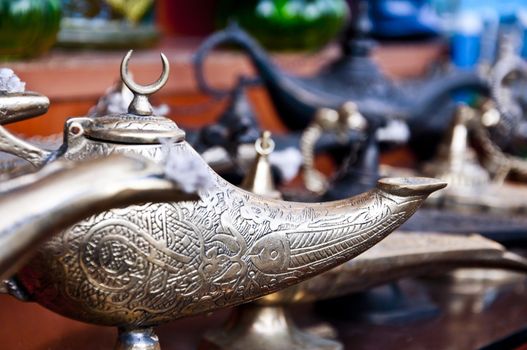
[16,138,444,327]
[0,54,445,336]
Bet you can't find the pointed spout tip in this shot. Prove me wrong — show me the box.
[377,177,447,197]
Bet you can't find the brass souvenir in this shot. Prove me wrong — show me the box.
[423,104,527,213]
[0,52,444,349]
[398,102,527,238]
[204,132,526,350]
[422,105,490,188]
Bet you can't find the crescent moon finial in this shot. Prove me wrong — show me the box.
[120,50,170,116]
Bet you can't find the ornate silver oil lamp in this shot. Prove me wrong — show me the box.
[0,52,444,349]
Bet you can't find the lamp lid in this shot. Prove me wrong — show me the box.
[82,50,185,145]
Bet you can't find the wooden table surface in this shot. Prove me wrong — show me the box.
[1,277,527,350]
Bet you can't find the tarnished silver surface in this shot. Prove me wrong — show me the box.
[0,155,197,281]
[0,52,444,350]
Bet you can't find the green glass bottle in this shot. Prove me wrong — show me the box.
[216,0,350,51]
[0,0,62,60]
